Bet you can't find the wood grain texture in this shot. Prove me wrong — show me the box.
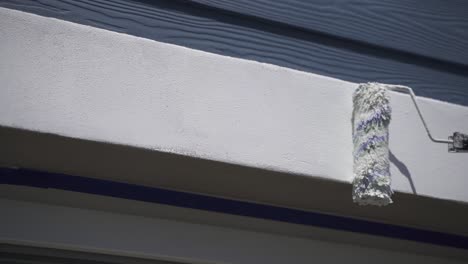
[191,0,468,66]
[1,0,468,106]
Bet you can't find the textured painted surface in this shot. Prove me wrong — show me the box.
[1,8,468,204]
[1,199,465,263]
[1,0,468,106]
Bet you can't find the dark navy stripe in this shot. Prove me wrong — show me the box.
[1,167,467,250]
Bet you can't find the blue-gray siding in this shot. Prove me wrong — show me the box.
[192,0,468,66]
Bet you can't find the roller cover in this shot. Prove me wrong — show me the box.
[352,83,392,206]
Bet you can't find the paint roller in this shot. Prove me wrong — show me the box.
[352,83,468,206]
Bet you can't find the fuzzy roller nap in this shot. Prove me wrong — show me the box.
[352,83,392,206]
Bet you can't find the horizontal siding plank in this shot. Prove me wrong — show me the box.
[191,0,468,66]
[1,0,468,106]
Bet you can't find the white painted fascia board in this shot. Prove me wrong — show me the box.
[1,8,468,205]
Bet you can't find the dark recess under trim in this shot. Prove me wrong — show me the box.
[1,167,468,250]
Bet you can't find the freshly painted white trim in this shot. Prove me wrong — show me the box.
[0,198,464,263]
[1,8,468,204]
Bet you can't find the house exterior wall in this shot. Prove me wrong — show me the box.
[1,1,468,262]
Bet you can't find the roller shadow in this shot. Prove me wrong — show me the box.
[390,151,417,194]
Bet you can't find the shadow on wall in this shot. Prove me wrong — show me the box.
[4,126,468,236]
[390,151,417,195]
